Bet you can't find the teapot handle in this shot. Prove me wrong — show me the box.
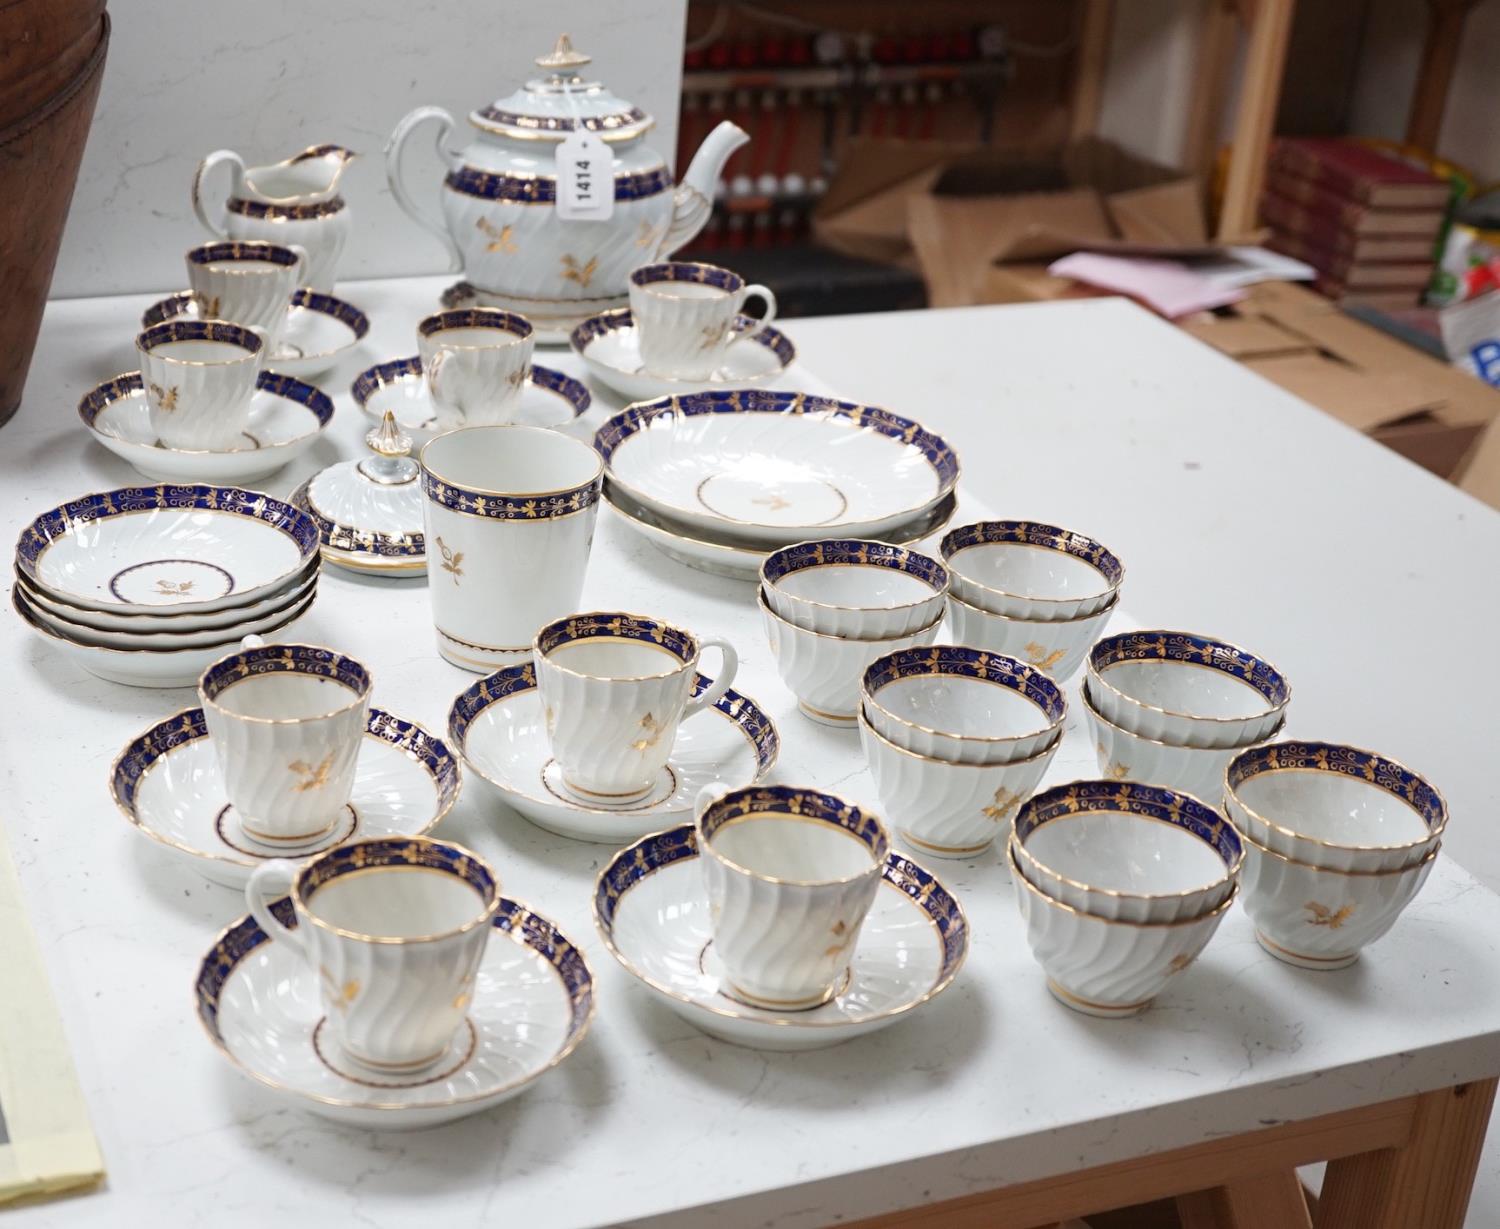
[386,106,463,273]
[191,150,246,238]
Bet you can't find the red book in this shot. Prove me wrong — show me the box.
[1263,172,1445,237]
[1269,138,1451,209]
[1271,230,1431,289]
[1260,193,1439,260]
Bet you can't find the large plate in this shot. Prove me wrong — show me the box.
[594,390,960,548]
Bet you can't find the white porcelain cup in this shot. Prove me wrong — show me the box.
[417,308,535,429]
[199,641,373,843]
[695,783,888,1010]
[419,425,603,672]
[136,319,265,450]
[186,240,305,350]
[534,611,738,805]
[629,261,778,380]
[244,836,499,1071]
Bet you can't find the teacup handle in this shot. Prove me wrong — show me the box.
[684,637,739,720]
[695,781,733,822]
[730,285,778,343]
[244,859,307,959]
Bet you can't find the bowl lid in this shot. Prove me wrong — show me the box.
[470,34,654,144]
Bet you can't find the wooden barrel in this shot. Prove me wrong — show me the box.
[0,5,110,425]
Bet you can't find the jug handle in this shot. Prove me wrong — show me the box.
[386,106,463,272]
[191,150,246,238]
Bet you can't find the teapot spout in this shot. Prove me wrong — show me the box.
[658,120,748,257]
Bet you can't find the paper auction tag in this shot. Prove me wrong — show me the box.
[556,131,613,221]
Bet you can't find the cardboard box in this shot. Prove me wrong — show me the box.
[814,136,1257,306]
[1189,282,1499,479]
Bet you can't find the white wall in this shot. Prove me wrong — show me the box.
[52,0,687,299]
[1094,0,1201,168]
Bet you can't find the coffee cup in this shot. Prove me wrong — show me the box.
[186,239,305,350]
[199,641,373,843]
[695,784,888,1010]
[136,319,265,450]
[628,262,777,380]
[416,308,535,429]
[244,836,499,1072]
[534,611,738,805]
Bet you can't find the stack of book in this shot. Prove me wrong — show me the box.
[1261,138,1450,311]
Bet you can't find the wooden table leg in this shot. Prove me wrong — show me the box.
[1177,1170,1313,1228]
[1317,1078,1498,1229]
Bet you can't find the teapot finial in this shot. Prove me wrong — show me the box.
[536,33,591,71]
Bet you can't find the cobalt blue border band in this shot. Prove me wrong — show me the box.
[1227,741,1446,829]
[196,896,593,1037]
[201,642,370,705]
[763,539,948,594]
[571,308,796,368]
[630,262,743,293]
[421,471,601,521]
[593,390,960,490]
[112,706,460,816]
[419,308,533,339]
[940,520,1123,588]
[474,104,648,134]
[1090,631,1290,708]
[593,826,967,981]
[1015,780,1242,869]
[447,661,779,777]
[863,645,1067,725]
[444,165,669,204]
[188,240,299,267]
[15,485,320,576]
[698,785,889,861]
[228,196,346,220]
[296,837,496,906]
[139,289,369,340]
[536,612,696,664]
[138,318,263,354]
[351,357,589,421]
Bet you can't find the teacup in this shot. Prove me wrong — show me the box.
[696,784,889,1010]
[419,425,602,672]
[535,611,738,805]
[629,262,778,380]
[136,319,265,450]
[199,642,373,843]
[417,308,535,429]
[186,240,305,349]
[245,836,500,1071]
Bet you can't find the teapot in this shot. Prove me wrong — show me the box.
[192,144,357,292]
[386,35,747,331]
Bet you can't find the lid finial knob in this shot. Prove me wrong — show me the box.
[357,410,418,485]
[536,33,591,70]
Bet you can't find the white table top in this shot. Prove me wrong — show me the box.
[8,280,1500,1229]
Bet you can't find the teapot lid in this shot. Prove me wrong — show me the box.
[470,34,654,144]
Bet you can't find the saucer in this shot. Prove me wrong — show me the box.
[112,706,461,887]
[16,484,320,615]
[594,826,968,1051]
[607,482,960,581]
[447,662,779,844]
[570,308,795,401]
[196,896,595,1129]
[595,390,961,549]
[441,280,624,345]
[143,288,369,379]
[352,357,590,447]
[13,583,313,688]
[79,371,332,483]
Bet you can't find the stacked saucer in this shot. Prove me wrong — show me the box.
[859,645,1067,858]
[1008,780,1243,1017]
[595,391,961,579]
[1082,630,1291,800]
[14,485,320,687]
[940,520,1123,679]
